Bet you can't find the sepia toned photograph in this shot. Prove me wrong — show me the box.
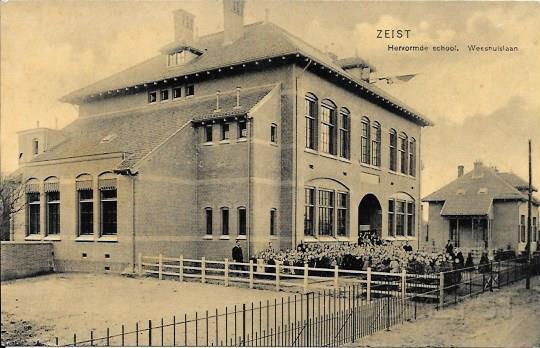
[1,0,539,347]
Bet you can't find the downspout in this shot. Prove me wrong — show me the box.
[247,117,253,259]
[131,175,136,273]
[418,131,422,250]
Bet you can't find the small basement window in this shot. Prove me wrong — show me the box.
[185,84,194,97]
[172,86,182,99]
[148,91,157,104]
[160,89,169,102]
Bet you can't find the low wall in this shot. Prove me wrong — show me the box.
[0,242,54,281]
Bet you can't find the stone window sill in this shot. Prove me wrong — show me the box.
[203,235,213,240]
[25,235,43,241]
[98,236,118,243]
[236,235,247,240]
[76,235,95,242]
[44,235,61,241]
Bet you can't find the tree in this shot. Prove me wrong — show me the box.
[0,173,25,241]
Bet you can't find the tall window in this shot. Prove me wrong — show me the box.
[320,101,337,155]
[205,125,213,142]
[221,208,229,235]
[361,116,370,164]
[270,124,277,143]
[399,133,408,174]
[78,189,93,236]
[205,208,213,235]
[46,191,60,235]
[27,192,40,235]
[337,192,348,236]
[520,215,526,242]
[318,190,334,235]
[238,207,246,236]
[388,200,395,237]
[339,108,350,159]
[305,94,318,150]
[371,122,381,167]
[238,121,247,139]
[409,138,416,177]
[270,209,276,236]
[32,139,39,155]
[389,129,397,171]
[304,188,315,236]
[221,123,230,140]
[407,202,415,236]
[396,200,405,236]
[99,175,117,236]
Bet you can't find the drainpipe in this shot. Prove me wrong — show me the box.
[247,116,253,259]
[114,168,138,273]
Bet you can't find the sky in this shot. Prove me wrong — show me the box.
[1,0,539,200]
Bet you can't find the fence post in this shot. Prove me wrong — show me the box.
[242,303,246,346]
[275,261,280,292]
[225,258,229,287]
[249,260,254,289]
[367,267,372,302]
[179,255,184,282]
[489,261,493,292]
[334,265,339,289]
[158,254,163,280]
[201,256,206,283]
[138,253,142,276]
[439,272,444,310]
[401,269,406,299]
[497,261,501,289]
[303,263,309,294]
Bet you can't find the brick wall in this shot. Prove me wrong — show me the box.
[0,242,54,280]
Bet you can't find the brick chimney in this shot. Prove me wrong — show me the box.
[223,0,245,45]
[472,160,483,178]
[173,9,195,44]
[458,165,464,178]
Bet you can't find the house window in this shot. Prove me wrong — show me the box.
[305,94,318,150]
[339,108,350,159]
[32,139,39,155]
[399,133,408,174]
[371,122,381,167]
[304,188,315,236]
[396,200,405,236]
[205,208,212,235]
[361,116,370,164]
[221,208,229,235]
[172,86,182,99]
[270,124,277,143]
[238,121,247,139]
[520,214,526,242]
[407,202,415,236]
[78,189,93,236]
[320,101,337,155]
[318,189,334,236]
[46,191,60,235]
[185,84,194,97]
[337,192,348,236]
[270,209,276,236]
[389,129,397,171]
[221,123,230,140]
[205,125,213,142]
[148,91,157,104]
[100,187,117,236]
[238,207,247,236]
[388,200,395,237]
[27,192,40,235]
[409,138,416,177]
[160,89,169,102]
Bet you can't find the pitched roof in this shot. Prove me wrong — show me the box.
[29,85,274,171]
[423,163,539,212]
[61,22,432,127]
[497,172,537,192]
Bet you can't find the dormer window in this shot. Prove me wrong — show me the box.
[167,50,196,67]
[100,133,117,144]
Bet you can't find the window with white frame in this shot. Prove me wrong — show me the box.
[78,189,93,236]
[371,122,381,167]
[221,208,229,235]
[388,199,395,237]
[160,89,169,102]
[320,101,337,155]
[396,200,406,236]
[339,108,350,159]
[172,86,182,99]
[221,123,230,140]
[389,129,397,171]
[205,208,213,235]
[407,202,415,236]
[399,133,408,174]
[388,195,416,237]
[305,94,318,150]
[46,191,60,235]
[26,191,40,236]
[238,207,247,236]
[361,116,370,164]
[304,188,315,236]
[318,189,334,236]
[409,138,416,177]
[337,192,348,236]
[99,174,117,236]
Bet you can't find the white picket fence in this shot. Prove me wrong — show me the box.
[138,254,440,300]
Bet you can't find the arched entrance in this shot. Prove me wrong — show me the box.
[358,194,382,238]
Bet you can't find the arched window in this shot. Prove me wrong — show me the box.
[44,177,60,236]
[321,99,337,155]
[409,138,416,177]
[389,129,397,171]
[399,132,408,174]
[25,178,40,236]
[76,174,94,236]
[305,93,318,150]
[361,116,370,164]
[98,172,117,236]
[371,122,381,167]
[238,207,247,236]
[339,108,350,159]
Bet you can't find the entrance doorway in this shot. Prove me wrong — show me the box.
[358,194,382,239]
